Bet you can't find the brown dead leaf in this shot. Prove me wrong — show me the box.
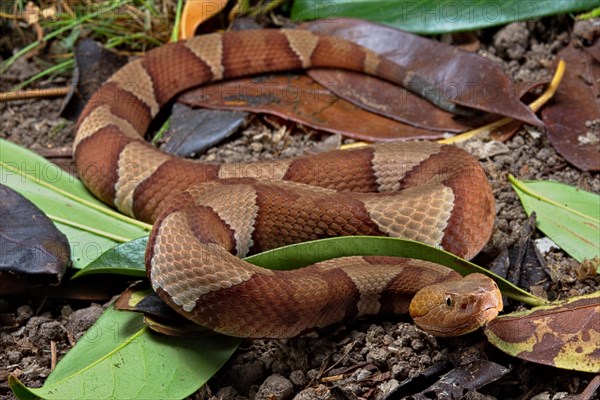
[485,292,600,373]
[179,74,446,141]
[541,41,600,171]
[307,69,493,133]
[300,18,543,127]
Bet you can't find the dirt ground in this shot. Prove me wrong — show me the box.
[1,16,599,400]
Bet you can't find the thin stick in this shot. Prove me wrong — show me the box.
[50,340,58,371]
[579,375,600,400]
[0,87,70,102]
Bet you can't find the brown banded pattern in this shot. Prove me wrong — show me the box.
[74,29,499,339]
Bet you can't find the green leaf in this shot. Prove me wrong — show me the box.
[0,139,151,269]
[247,236,545,306]
[9,306,241,400]
[73,236,148,278]
[509,175,600,264]
[291,0,598,34]
[78,235,545,307]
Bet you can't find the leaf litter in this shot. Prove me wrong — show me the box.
[1,15,599,400]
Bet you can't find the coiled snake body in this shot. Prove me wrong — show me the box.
[74,29,501,338]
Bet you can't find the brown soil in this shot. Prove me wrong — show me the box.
[1,17,598,400]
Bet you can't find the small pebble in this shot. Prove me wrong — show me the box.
[255,374,294,400]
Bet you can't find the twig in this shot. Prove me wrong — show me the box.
[578,374,600,400]
[50,340,57,371]
[0,87,70,102]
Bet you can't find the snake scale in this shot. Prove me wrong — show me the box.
[74,29,502,338]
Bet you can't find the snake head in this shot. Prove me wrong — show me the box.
[408,273,503,337]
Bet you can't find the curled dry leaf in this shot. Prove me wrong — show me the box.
[541,40,600,171]
[405,360,508,400]
[485,292,600,373]
[114,282,209,336]
[60,39,128,121]
[300,18,543,127]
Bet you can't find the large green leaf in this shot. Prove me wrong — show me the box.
[0,139,151,269]
[291,0,598,34]
[510,175,600,265]
[76,235,545,307]
[9,306,240,400]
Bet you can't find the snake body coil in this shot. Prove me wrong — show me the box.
[74,29,501,338]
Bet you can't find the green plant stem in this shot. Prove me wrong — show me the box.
[508,174,599,224]
[0,161,152,231]
[151,118,170,144]
[171,0,184,42]
[577,7,600,19]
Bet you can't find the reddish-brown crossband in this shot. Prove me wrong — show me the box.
[73,29,502,339]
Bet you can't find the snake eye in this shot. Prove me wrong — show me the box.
[445,296,453,307]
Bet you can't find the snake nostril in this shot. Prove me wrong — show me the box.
[460,303,467,310]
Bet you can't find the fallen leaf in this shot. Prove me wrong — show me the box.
[541,40,600,171]
[307,69,493,133]
[60,39,128,121]
[0,139,151,270]
[404,360,508,399]
[300,18,543,127]
[510,175,600,263]
[161,103,248,157]
[0,184,70,295]
[485,292,600,373]
[180,74,447,141]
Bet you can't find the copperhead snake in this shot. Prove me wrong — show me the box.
[73,29,502,338]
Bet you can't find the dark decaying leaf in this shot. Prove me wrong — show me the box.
[179,74,447,141]
[114,282,211,336]
[541,40,600,171]
[485,292,600,373]
[161,103,249,157]
[0,184,70,295]
[489,213,550,295]
[403,360,509,400]
[300,18,543,127]
[60,39,128,121]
